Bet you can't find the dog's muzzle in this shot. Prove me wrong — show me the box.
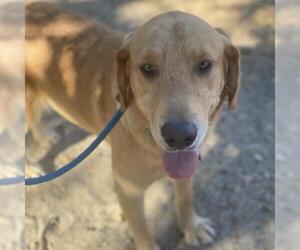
[160,120,200,179]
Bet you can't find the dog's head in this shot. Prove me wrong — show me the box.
[116,11,240,179]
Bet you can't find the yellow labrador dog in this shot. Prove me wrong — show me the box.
[26,2,239,250]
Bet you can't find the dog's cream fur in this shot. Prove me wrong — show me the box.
[26,2,240,249]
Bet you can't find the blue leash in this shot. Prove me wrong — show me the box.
[0,108,124,186]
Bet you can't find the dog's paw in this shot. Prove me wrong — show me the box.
[183,216,216,246]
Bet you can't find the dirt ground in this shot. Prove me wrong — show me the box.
[24,0,275,250]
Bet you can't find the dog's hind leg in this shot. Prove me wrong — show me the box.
[25,79,59,149]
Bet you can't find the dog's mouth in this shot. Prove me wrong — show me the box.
[162,148,200,179]
[160,123,207,180]
[148,118,207,180]
[148,129,200,180]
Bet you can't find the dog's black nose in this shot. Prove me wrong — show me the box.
[161,121,197,149]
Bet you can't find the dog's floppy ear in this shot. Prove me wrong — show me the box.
[216,28,240,111]
[224,43,240,111]
[116,33,134,111]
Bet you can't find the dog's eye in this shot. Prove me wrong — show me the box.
[140,63,158,79]
[196,59,213,75]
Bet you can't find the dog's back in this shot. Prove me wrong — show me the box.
[25,2,124,134]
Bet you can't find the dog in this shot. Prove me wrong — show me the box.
[26,2,240,250]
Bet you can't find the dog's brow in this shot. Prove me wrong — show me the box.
[186,50,214,63]
[187,41,220,59]
[141,49,161,63]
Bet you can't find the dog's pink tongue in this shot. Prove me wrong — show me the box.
[163,149,200,179]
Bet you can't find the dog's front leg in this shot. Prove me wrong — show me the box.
[174,178,216,246]
[114,179,159,250]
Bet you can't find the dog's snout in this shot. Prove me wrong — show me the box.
[161,121,197,150]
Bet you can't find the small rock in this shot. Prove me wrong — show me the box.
[243,175,254,184]
[254,153,264,162]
